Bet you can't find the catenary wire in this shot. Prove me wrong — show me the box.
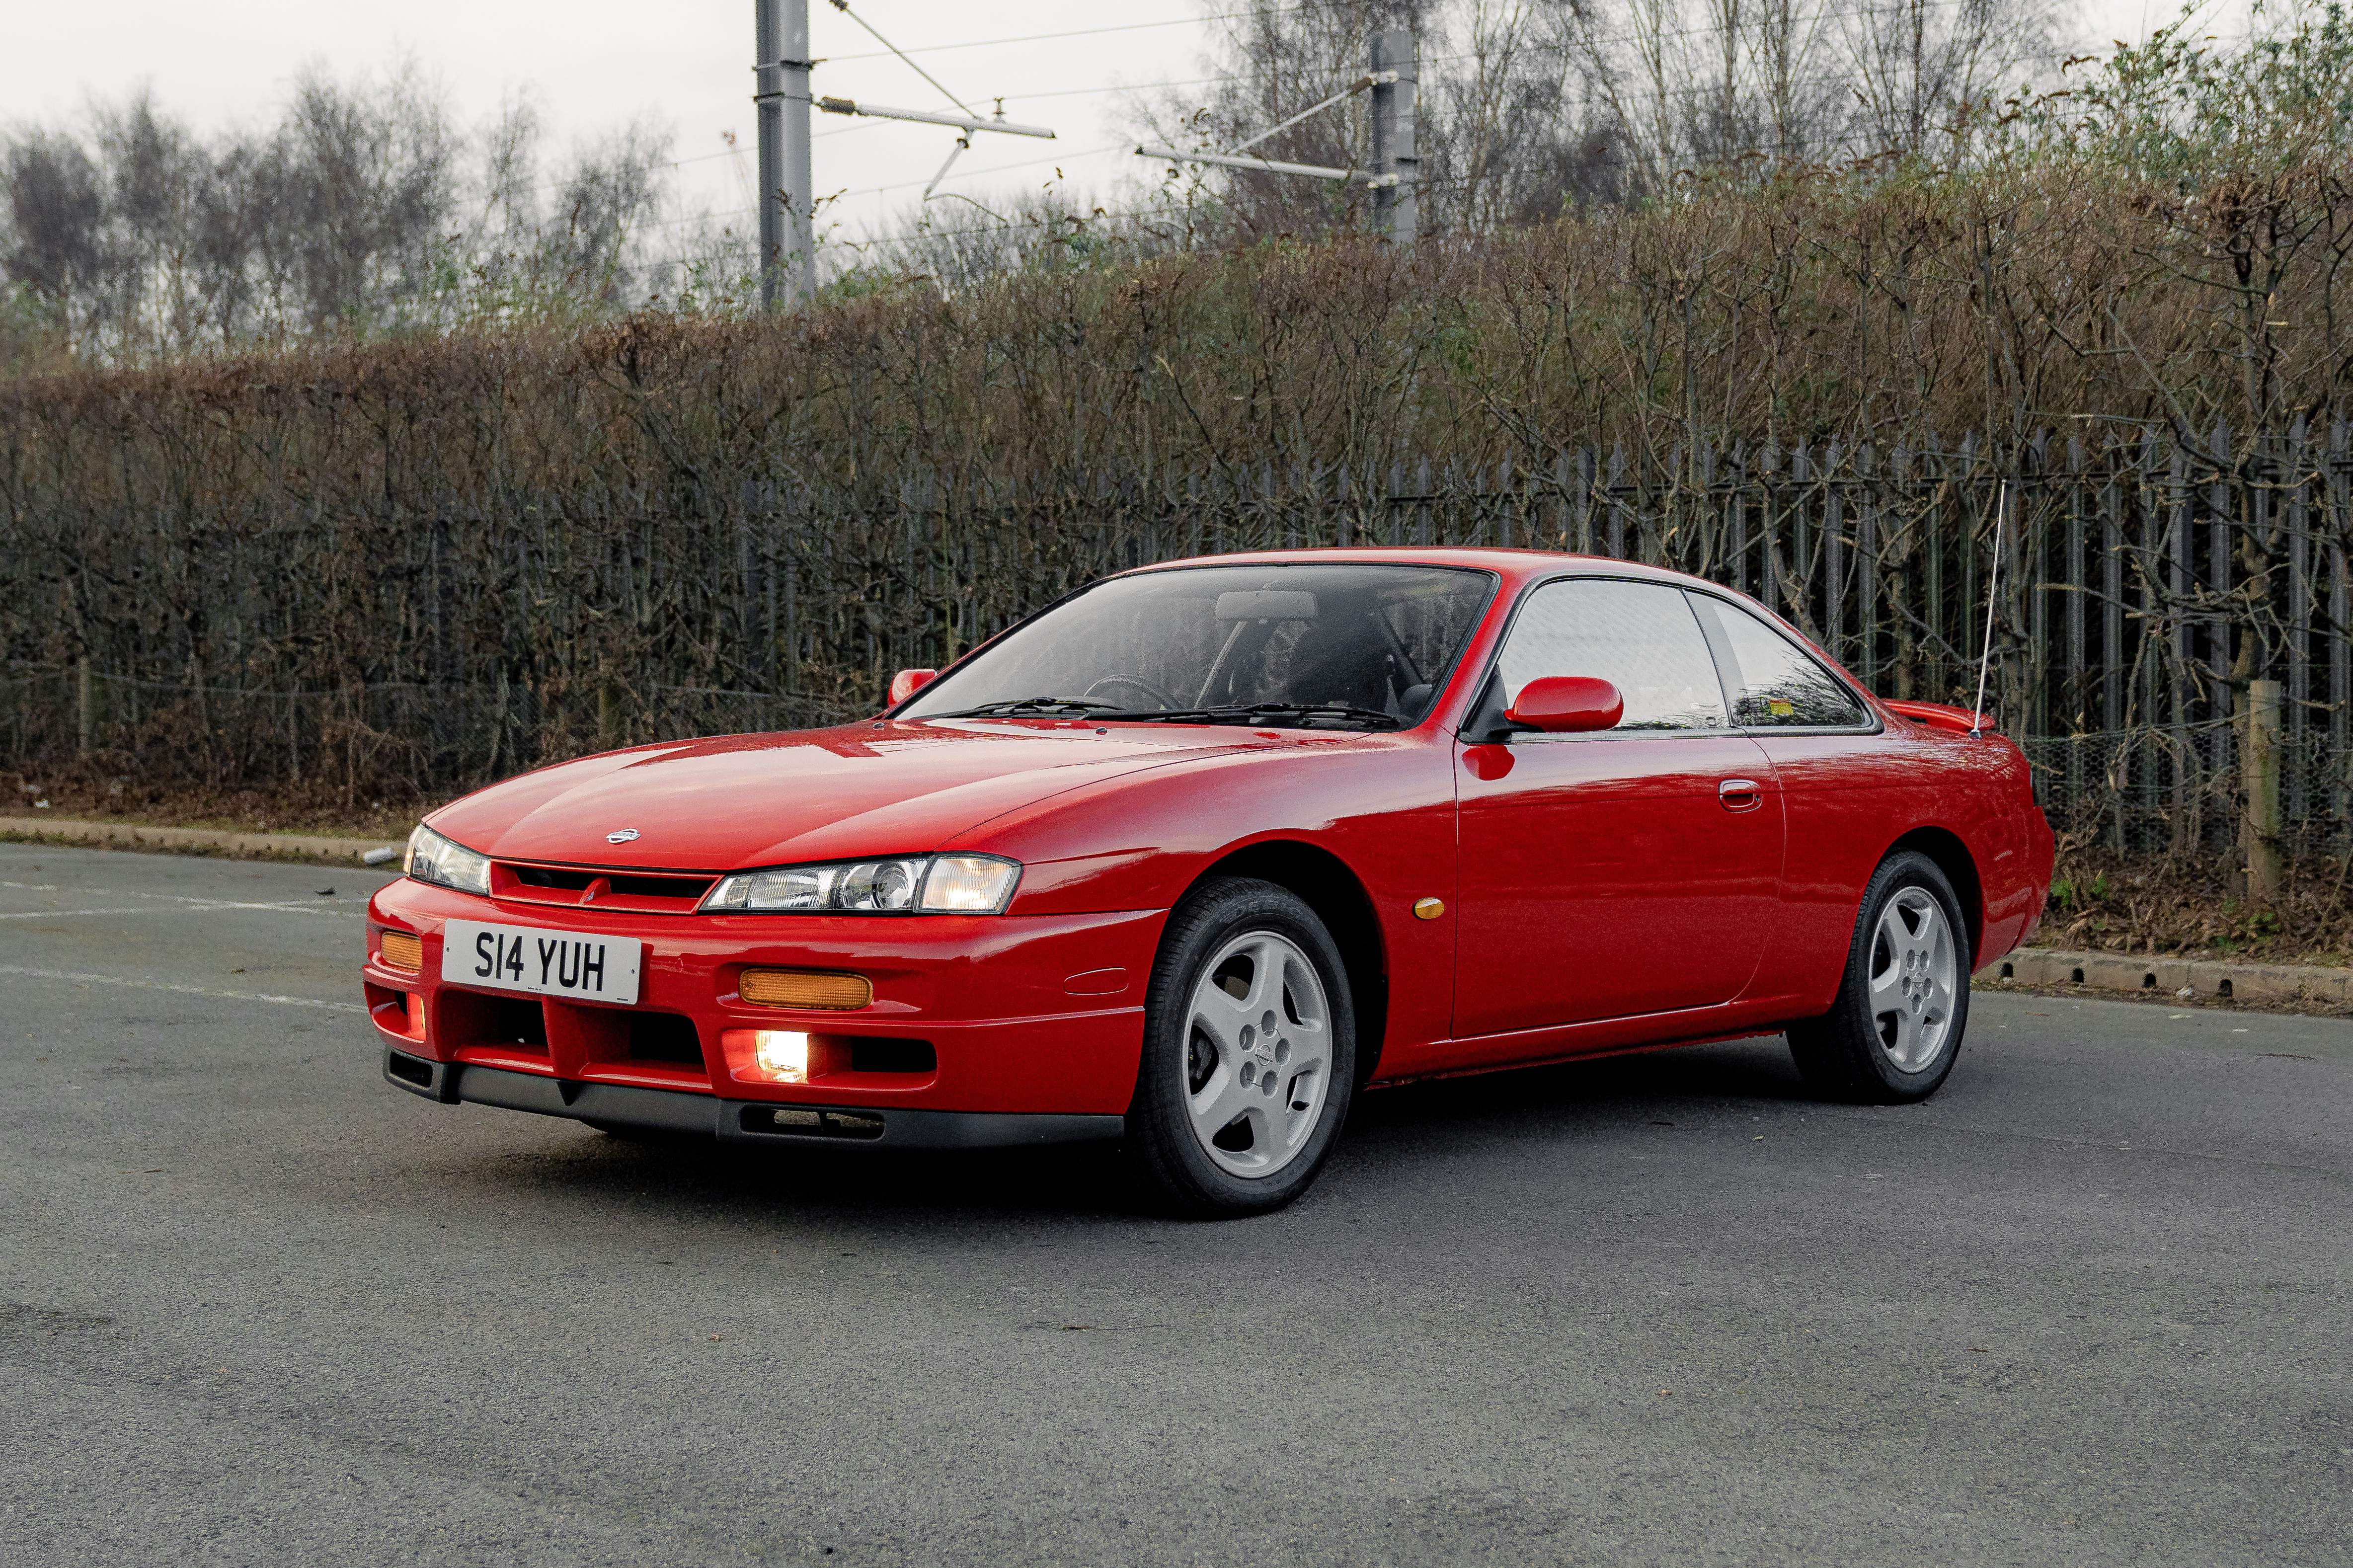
[821,6,1318,63]
[530,0,2071,202]
[636,0,2151,240]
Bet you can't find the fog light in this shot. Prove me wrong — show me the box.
[753,1029,809,1082]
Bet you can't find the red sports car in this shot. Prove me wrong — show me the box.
[367,549,2050,1215]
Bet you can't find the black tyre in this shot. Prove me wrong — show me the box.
[1787,850,1971,1104]
[1123,877,1358,1218]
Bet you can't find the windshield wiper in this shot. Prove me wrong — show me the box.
[1100,702,1403,730]
[935,696,1123,718]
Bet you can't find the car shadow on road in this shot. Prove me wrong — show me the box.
[439,1033,1819,1227]
[1353,1033,1814,1137]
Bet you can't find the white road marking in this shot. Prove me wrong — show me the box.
[145,898,367,918]
[0,880,365,919]
[0,964,366,1013]
[0,908,175,920]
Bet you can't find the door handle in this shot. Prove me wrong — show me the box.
[1719,778,1764,812]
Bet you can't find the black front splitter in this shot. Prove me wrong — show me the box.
[383,1047,1124,1150]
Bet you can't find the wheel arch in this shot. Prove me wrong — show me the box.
[1192,839,1389,1086]
[1887,826,1984,963]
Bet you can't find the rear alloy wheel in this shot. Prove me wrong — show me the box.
[1787,850,1970,1104]
[1125,877,1356,1217]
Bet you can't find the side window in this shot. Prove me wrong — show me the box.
[1494,579,1727,730]
[1690,595,1868,728]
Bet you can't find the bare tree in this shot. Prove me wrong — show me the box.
[3,131,107,344]
[1842,0,2066,158]
[0,63,678,361]
[1141,0,2078,242]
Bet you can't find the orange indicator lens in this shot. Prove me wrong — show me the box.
[738,967,873,1010]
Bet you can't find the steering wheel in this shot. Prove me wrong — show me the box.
[1084,674,1184,710]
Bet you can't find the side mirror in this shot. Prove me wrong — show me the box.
[888,668,939,706]
[1505,676,1623,733]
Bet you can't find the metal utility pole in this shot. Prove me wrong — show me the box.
[757,0,1055,304]
[1368,30,1416,246]
[755,0,815,307]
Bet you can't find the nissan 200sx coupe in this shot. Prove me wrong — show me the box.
[367,549,2051,1216]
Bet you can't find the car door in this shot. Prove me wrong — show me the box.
[1681,590,1898,1013]
[1453,577,1785,1038]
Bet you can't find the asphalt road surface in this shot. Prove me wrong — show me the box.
[2,842,2348,1567]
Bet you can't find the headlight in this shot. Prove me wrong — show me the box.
[920,854,1024,911]
[405,824,492,895]
[700,854,1020,915]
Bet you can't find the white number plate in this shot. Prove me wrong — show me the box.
[441,920,643,1006]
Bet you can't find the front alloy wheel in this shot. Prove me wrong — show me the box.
[1127,877,1356,1217]
[1181,929,1334,1178]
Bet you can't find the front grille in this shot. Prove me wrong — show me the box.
[514,866,597,891]
[492,862,718,914]
[627,1012,706,1067]
[440,991,549,1053]
[848,1037,935,1074]
[607,874,713,900]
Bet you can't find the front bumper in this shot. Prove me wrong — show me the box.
[363,876,1164,1122]
[383,1047,1125,1148]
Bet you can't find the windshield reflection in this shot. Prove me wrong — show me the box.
[899,564,1496,730]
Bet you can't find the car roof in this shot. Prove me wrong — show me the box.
[1118,547,1713,594]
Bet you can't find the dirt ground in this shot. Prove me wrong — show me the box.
[6,766,426,844]
[2038,841,2353,967]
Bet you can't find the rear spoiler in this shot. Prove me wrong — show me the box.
[1882,699,1997,736]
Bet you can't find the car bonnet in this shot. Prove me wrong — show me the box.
[425,720,1266,872]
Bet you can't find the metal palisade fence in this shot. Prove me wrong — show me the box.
[6,415,2351,854]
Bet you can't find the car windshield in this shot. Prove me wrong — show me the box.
[900,563,1496,729]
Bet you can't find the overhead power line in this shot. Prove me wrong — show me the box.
[687,0,2049,194]
[846,141,1131,199]
[823,6,1317,63]
[688,0,2108,274]
[825,0,980,116]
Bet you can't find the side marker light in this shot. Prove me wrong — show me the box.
[739,968,872,1009]
[1413,898,1445,921]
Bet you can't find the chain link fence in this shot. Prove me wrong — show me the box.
[2023,724,2350,856]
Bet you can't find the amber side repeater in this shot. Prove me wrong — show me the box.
[739,967,874,1010]
[1412,898,1446,921]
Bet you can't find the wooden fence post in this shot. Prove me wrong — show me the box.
[2245,678,2284,902]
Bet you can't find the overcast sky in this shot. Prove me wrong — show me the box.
[3,0,2230,252]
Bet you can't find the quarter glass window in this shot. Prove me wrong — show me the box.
[1693,596,1867,727]
[1495,579,1727,730]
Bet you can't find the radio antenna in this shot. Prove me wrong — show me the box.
[1969,479,2009,738]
